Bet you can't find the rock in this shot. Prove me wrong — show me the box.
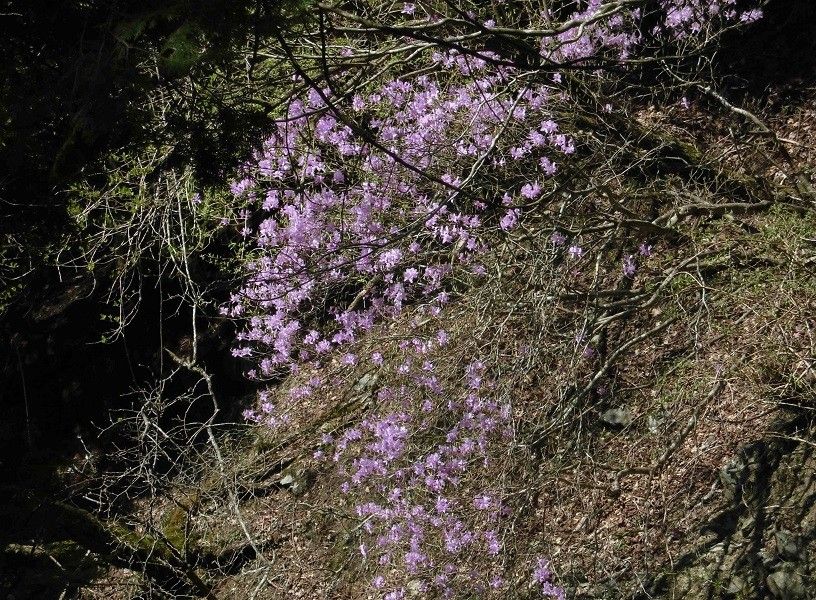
[767,570,806,600]
[726,575,748,597]
[646,431,816,600]
[278,468,315,496]
[600,407,633,428]
[774,529,802,561]
[739,515,756,535]
[719,455,747,500]
[406,579,425,597]
[759,548,777,569]
[353,372,378,393]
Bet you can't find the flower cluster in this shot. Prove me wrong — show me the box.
[224,51,568,376]
[315,333,539,598]
[383,0,762,65]
[227,0,763,378]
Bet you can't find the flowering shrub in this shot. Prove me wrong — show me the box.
[224,51,567,378]
[228,0,763,597]
[330,337,516,597]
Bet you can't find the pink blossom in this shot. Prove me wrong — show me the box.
[520,182,542,199]
[500,209,520,231]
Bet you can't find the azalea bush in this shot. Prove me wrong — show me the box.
[227,0,767,597]
[224,51,564,376]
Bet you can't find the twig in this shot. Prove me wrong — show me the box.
[14,343,32,449]
[167,349,269,564]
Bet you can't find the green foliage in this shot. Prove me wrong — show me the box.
[66,143,250,328]
[160,23,204,79]
[0,238,25,316]
[0,0,307,320]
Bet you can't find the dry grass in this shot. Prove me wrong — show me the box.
[187,201,816,599]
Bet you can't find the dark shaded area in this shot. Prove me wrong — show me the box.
[0,3,302,592]
[718,0,816,97]
[0,275,256,597]
[0,0,271,210]
[0,0,291,325]
[639,413,816,600]
[0,0,291,469]
[0,489,215,599]
[0,275,251,465]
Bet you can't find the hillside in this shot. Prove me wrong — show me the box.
[1,1,815,599]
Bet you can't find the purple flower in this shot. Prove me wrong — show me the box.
[484,530,501,555]
[529,130,547,147]
[473,494,492,510]
[542,582,566,600]
[510,145,528,159]
[568,245,583,258]
[404,549,427,572]
[500,209,520,231]
[539,156,558,176]
[520,182,542,199]
[533,557,552,584]
[552,133,575,154]
[435,496,451,514]
[623,254,637,277]
[379,248,404,270]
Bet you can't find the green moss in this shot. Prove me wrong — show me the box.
[161,506,191,551]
